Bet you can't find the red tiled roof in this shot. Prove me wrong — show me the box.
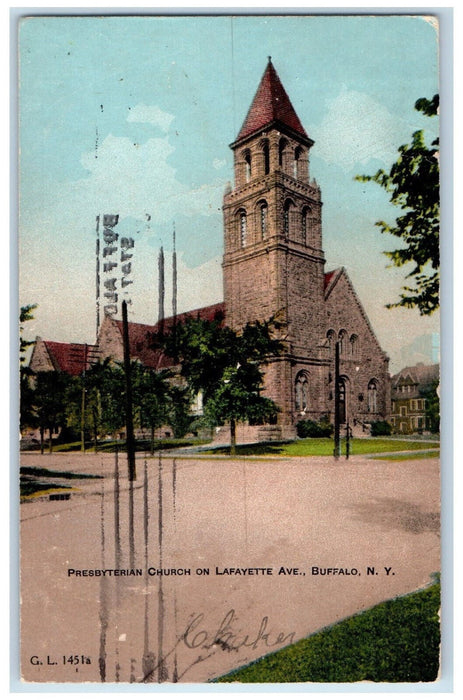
[114,302,226,369]
[44,341,93,376]
[324,270,337,288]
[235,59,309,144]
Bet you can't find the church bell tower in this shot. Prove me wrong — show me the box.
[223,58,327,428]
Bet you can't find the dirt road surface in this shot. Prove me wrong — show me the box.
[19,451,440,685]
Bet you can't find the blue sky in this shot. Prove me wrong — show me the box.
[18,14,440,372]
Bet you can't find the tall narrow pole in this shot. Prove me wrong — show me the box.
[95,215,101,339]
[122,300,136,481]
[80,343,88,453]
[172,223,177,320]
[172,224,178,356]
[158,246,165,334]
[334,340,341,459]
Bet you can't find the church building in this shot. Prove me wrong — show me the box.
[31,59,391,439]
[222,58,390,435]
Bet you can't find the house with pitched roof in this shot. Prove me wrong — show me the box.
[29,338,94,376]
[390,363,439,434]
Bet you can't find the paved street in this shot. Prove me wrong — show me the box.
[20,451,440,684]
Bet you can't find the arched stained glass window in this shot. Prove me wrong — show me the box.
[295,372,309,413]
[368,379,378,413]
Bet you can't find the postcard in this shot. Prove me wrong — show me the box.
[17,13,444,687]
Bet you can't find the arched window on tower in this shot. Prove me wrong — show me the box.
[283,199,294,239]
[294,146,303,179]
[259,201,268,239]
[262,139,270,175]
[302,206,311,245]
[295,372,309,413]
[284,202,289,238]
[279,138,288,170]
[238,210,247,248]
[368,379,378,413]
[244,150,252,183]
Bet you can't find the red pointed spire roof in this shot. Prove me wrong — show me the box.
[234,58,309,145]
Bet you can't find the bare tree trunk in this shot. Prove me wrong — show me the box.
[48,427,53,454]
[150,425,155,455]
[92,409,98,453]
[40,426,44,455]
[230,418,236,456]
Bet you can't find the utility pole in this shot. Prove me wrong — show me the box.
[334,340,341,459]
[122,300,136,481]
[80,344,88,452]
[172,224,178,359]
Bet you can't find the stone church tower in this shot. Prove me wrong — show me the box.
[223,59,390,434]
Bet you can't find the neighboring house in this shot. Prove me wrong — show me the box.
[390,363,439,434]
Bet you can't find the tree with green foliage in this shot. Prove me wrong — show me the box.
[356,95,439,315]
[132,363,173,452]
[20,304,37,364]
[33,371,71,453]
[168,384,194,439]
[204,362,279,453]
[19,304,37,431]
[158,315,284,454]
[65,360,126,451]
[420,377,440,434]
[85,360,125,449]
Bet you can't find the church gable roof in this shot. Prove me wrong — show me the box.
[234,59,309,145]
[112,302,226,370]
[324,268,343,297]
[324,267,387,360]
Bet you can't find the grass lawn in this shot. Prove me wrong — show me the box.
[20,466,102,500]
[372,450,440,461]
[217,581,440,683]
[31,437,211,454]
[205,438,440,458]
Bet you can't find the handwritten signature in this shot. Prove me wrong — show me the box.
[141,609,295,682]
[183,608,295,653]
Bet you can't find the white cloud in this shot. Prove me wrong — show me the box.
[22,133,224,226]
[212,158,226,170]
[126,104,174,133]
[313,87,402,171]
[19,131,226,342]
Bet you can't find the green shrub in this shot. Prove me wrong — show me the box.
[296,416,333,438]
[370,420,392,436]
